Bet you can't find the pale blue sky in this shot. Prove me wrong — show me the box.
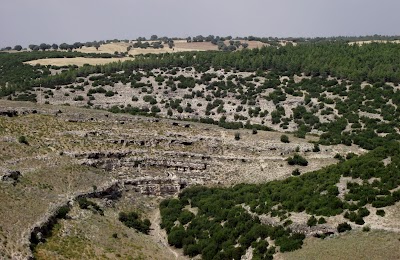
[1,0,399,47]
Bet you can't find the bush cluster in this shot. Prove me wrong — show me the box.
[119,211,151,234]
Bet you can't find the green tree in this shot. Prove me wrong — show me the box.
[39,43,50,51]
[168,225,186,248]
[28,44,37,50]
[59,43,69,50]
[280,135,290,143]
[13,45,22,51]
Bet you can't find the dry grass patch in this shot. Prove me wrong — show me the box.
[174,40,218,51]
[0,112,114,259]
[0,155,110,259]
[281,230,400,260]
[23,40,270,67]
[129,48,178,56]
[34,195,176,260]
[24,57,135,67]
[79,42,131,54]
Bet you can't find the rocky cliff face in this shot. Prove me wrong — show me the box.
[0,102,362,197]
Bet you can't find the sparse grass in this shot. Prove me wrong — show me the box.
[34,222,96,259]
[282,230,400,260]
[0,107,116,258]
[34,201,174,260]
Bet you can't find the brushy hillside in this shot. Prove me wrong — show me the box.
[3,43,400,151]
[160,142,400,259]
[0,100,357,259]
[1,39,400,259]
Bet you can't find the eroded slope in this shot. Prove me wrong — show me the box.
[0,100,359,259]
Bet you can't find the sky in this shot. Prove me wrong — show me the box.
[1,0,399,47]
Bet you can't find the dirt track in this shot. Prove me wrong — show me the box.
[150,208,186,260]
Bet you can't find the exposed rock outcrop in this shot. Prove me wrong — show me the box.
[1,170,21,184]
[124,176,188,196]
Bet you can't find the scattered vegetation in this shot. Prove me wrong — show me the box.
[2,38,400,259]
[287,154,308,166]
[160,142,400,259]
[76,197,104,215]
[2,42,400,149]
[118,211,151,234]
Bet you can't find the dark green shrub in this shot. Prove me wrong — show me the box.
[105,91,115,97]
[346,153,357,160]
[178,210,194,225]
[307,216,317,227]
[376,209,385,217]
[14,93,37,102]
[168,225,186,248]
[362,226,370,232]
[292,168,301,176]
[313,143,320,152]
[77,197,103,215]
[337,222,352,233]
[143,95,157,104]
[280,135,290,143]
[184,244,201,257]
[234,132,240,140]
[276,233,305,252]
[287,154,308,166]
[334,153,344,162]
[73,95,84,101]
[18,136,29,145]
[56,205,70,219]
[119,211,151,234]
[151,105,161,113]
